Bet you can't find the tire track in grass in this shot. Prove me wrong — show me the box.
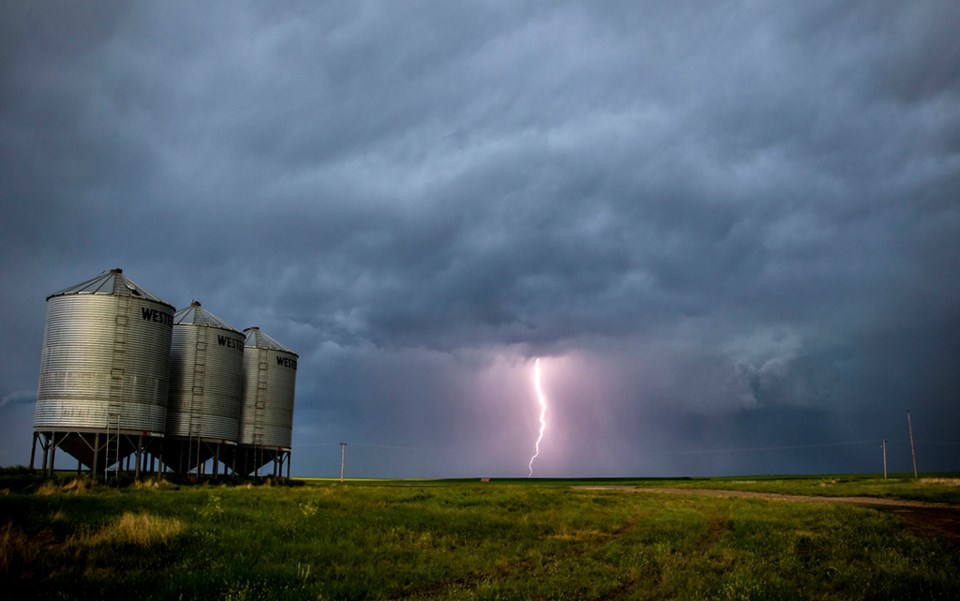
[593,496,733,601]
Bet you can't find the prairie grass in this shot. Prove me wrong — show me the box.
[0,473,958,600]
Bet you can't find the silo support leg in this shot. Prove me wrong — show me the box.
[92,433,100,481]
[41,435,50,477]
[50,436,57,474]
[135,435,142,480]
[214,444,220,478]
[29,432,37,471]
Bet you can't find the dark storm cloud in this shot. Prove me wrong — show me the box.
[1,1,958,475]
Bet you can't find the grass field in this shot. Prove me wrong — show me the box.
[2,470,959,600]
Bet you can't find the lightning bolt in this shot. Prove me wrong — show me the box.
[528,357,548,477]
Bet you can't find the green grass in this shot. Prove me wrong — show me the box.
[1,471,958,600]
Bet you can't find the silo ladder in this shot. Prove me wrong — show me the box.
[106,403,122,480]
[188,331,207,475]
[253,354,268,477]
[107,293,129,481]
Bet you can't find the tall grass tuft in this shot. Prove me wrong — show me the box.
[34,481,59,496]
[133,478,173,491]
[62,478,93,494]
[1,523,36,573]
[71,512,182,547]
[35,478,93,496]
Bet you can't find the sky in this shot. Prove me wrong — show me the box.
[1,1,958,478]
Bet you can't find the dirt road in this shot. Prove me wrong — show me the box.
[575,486,960,543]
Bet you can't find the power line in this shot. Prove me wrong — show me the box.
[299,441,455,452]
[647,440,880,456]
[297,438,960,459]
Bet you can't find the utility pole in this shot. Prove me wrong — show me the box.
[907,411,918,479]
[882,439,888,480]
[339,442,347,483]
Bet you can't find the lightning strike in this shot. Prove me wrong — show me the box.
[528,357,548,477]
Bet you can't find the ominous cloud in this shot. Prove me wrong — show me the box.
[1,1,958,476]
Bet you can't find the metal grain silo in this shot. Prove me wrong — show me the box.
[235,327,297,477]
[31,268,174,478]
[164,301,244,476]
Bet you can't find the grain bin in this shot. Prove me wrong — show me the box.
[164,301,244,475]
[235,327,297,476]
[31,268,174,477]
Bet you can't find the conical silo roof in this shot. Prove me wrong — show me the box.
[47,268,174,309]
[174,301,242,334]
[243,327,297,356]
